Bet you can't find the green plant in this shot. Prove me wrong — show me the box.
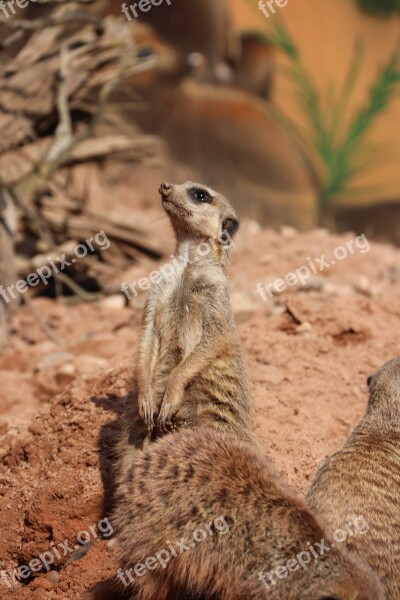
[266,21,400,219]
[357,0,400,16]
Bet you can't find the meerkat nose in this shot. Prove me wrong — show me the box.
[159,182,172,196]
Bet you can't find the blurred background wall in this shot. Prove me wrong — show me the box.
[123,0,400,240]
[233,0,400,201]
[2,0,400,245]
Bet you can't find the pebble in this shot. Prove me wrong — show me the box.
[36,352,74,372]
[106,538,117,553]
[28,420,46,436]
[46,570,60,585]
[353,275,372,296]
[279,225,297,239]
[303,276,325,292]
[74,355,108,374]
[295,321,312,334]
[56,363,76,377]
[101,295,126,310]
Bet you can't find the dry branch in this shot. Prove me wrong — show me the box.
[0,190,17,349]
[0,1,166,325]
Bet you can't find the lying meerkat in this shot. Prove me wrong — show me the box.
[307,356,400,600]
[117,182,251,482]
[112,429,384,600]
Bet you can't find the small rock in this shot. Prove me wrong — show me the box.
[295,321,312,334]
[74,355,108,374]
[56,363,76,377]
[46,570,60,585]
[279,226,297,239]
[354,275,372,296]
[28,420,46,436]
[268,302,287,316]
[106,538,117,553]
[302,276,325,292]
[325,282,354,296]
[36,352,74,372]
[101,295,126,310]
[85,453,98,467]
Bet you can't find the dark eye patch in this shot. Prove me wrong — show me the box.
[188,187,212,204]
[137,47,152,59]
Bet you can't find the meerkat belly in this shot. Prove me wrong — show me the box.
[152,289,204,402]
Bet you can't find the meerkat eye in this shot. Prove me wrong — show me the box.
[189,188,212,203]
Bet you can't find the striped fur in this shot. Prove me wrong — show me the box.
[307,356,400,599]
[113,429,384,600]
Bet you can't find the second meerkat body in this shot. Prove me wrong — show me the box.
[113,429,384,600]
[118,182,250,480]
[307,356,400,599]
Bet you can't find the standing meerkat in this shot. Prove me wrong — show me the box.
[117,182,251,481]
[307,356,400,600]
[112,429,384,600]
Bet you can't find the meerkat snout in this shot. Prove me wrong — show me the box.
[159,182,172,195]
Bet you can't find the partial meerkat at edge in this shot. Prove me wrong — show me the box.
[307,356,400,600]
[112,429,384,600]
[117,181,251,483]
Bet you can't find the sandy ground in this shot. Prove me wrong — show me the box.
[0,217,399,598]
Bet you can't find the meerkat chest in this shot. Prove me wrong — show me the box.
[154,271,207,351]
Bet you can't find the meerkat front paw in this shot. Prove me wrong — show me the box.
[138,391,157,431]
[157,385,183,433]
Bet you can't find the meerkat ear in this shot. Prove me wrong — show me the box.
[367,375,373,387]
[221,216,240,238]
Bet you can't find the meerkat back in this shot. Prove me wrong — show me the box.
[113,429,384,600]
[307,356,400,599]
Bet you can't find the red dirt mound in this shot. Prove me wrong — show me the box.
[0,224,399,598]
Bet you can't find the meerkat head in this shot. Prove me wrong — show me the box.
[159,181,239,245]
[366,356,400,419]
